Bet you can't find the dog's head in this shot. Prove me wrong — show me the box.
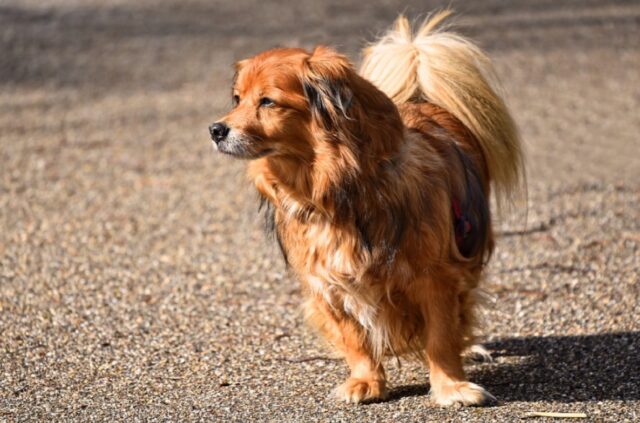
[209,46,398,161]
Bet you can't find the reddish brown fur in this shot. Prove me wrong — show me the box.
[214,46,501,405]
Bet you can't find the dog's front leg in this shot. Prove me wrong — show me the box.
[305,298,387,403]
[421,271,496,407]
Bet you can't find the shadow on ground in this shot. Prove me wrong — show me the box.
[387,332,640,403]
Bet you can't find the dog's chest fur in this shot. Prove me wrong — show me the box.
[276,208,384,334]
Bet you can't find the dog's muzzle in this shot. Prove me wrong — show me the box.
[209,122,230,145]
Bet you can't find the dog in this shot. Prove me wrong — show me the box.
[209,11,524,406]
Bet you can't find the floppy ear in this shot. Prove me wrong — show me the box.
[302,46,355,129]
[234,58,249,73]
[232,59,249,86]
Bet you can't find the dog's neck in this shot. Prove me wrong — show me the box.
[250,142,404,224]
[248,97,407,220]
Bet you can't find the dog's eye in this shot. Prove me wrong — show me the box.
[232,95,240,106]
[259,97,275,108]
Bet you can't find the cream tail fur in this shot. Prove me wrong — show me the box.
[360,10,525,210]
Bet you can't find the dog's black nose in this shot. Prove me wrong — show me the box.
[209,122,230,144]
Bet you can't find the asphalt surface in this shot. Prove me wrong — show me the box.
[1,0,639,421]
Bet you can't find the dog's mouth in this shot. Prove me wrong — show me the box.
[215,138,274,160]
[222,147,274,159]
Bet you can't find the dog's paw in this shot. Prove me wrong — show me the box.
[463,344,494,363]
[334,377,387,404]
[431,381,496,407]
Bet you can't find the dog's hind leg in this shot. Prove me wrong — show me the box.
[459,282,494,363]
[304,298,387,404]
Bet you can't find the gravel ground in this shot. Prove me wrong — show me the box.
[1,0,639,421]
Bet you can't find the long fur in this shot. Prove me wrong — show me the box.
[212,11,524,406]
[360,10,526,210]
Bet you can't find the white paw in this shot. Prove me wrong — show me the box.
[463,344,494,363]
[431,381,496,407]
[334,377,387,404]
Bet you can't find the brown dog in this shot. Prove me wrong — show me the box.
[210,11,524,406]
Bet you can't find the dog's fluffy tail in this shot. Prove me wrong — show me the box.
[360,10,525,209]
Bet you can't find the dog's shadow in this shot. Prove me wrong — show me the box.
[387,332,640,403]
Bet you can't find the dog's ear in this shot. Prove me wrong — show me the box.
[302,46,354,129]
[234,59,249,73]
[232,59,249,86]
